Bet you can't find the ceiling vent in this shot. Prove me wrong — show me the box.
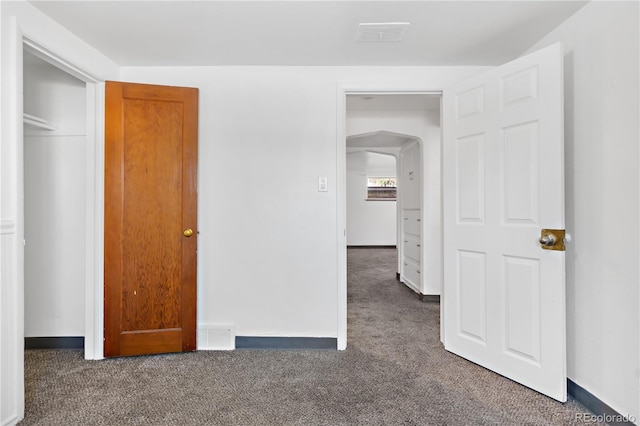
[356,22,410,42]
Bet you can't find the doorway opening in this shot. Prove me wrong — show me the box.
[346,148,398,248]
[342,92,443,347]
[23,50,87,353]
[20,39,104,360]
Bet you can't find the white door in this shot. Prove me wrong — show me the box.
[442,43,566,401]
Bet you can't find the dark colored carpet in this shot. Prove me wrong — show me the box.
[20,248,597,425]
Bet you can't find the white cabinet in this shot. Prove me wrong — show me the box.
[399,141,423,294]
[400,209,421,292]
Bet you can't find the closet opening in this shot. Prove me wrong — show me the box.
[23,49,89,353]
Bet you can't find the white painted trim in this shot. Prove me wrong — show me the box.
[23,38,100,84]
[336,85,347,350]
[336,83,442,350]
[439,95,446,344]
[93,83,106,360]
[0,221,16,235]
[84,83,105,360]
[397,150,402,276]
[83,85,97,360]
[4,16,26,426]
[14,17,26,424]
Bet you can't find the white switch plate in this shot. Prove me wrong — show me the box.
[318,176,328,192]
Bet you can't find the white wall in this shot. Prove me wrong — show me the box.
[119,66,485,339]
[0,1,118,424]
[346,150,397,246]
[527,1,639,420]
[23,55,86,337]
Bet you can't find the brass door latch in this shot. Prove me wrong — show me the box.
[539,229,566,251]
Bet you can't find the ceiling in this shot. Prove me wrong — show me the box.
[28,1,588,67]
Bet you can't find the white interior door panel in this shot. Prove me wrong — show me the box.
[443,43,566,401]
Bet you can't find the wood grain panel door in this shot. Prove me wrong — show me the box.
[104,81,198,357]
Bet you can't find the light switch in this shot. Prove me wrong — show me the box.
[318,176,328,192]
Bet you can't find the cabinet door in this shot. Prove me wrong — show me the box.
[401,143,421,210]
[403,235,421,263]
[402,259,421,292]
[403,210,421,236]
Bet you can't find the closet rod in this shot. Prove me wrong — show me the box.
[23,113,56,131]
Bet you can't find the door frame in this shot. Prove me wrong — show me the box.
[8,23,105,361]
[336,84,443,349]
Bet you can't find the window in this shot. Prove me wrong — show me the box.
[367,177,397,201]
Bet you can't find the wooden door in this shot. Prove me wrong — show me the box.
[104,81,198,357]
[443,44,566,400]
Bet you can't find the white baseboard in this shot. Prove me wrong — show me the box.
[1,414,22,426]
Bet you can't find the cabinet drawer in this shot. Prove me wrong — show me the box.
[403,210,421,236]
[403,235,421,262]
[402,258,421,291]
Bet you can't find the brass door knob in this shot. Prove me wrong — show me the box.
[539,234,557,246]
[183,228,194,237]
[538,229,566,251]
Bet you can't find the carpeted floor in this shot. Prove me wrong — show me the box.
[21,248,598,425]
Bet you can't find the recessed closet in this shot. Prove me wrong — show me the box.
[23,51,87,345]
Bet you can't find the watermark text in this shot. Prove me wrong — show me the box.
[575,412,636,424]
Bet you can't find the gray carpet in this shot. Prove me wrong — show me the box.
[21,248,597,425]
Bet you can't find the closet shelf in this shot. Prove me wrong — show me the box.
[23,113,56,131]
